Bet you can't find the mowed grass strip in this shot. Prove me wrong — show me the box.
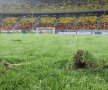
[0,34,108,90]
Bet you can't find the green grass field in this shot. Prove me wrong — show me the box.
[0,34,108,90]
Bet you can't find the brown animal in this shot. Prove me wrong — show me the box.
[73,50,98,69]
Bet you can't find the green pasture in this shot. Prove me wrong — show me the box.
[0,34,108,90]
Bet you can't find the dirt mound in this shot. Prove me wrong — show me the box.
[69,50,98,70]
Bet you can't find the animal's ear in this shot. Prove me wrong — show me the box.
[77,50,84,56]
